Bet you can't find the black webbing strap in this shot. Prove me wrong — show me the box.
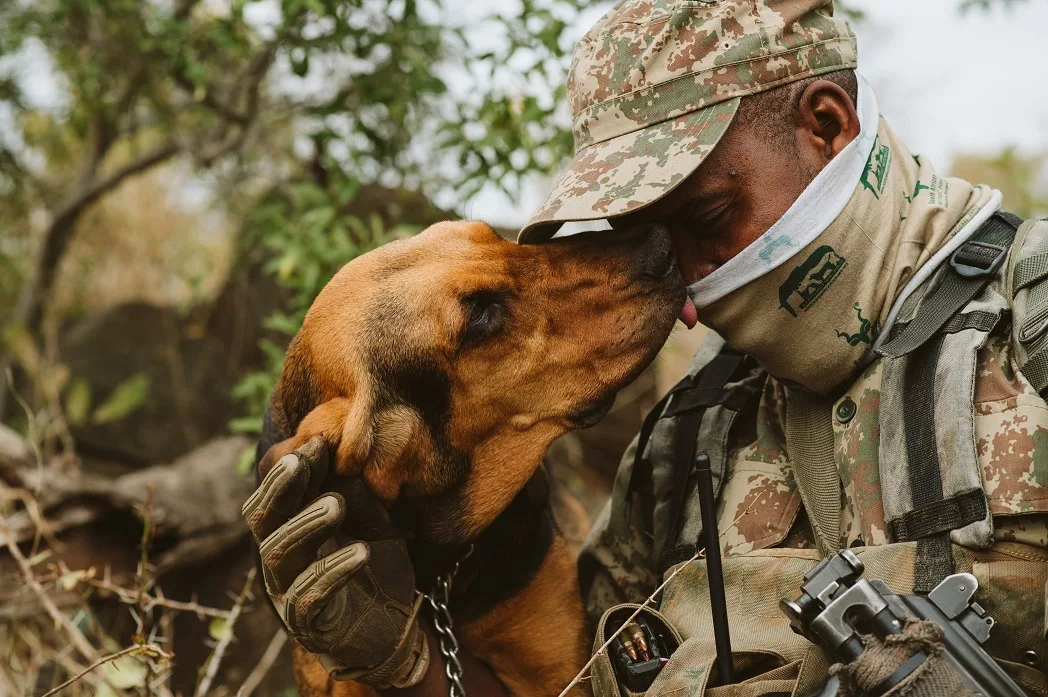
[877,212,1021,360]
[888,488,986,542]
[890,310,1003,340]
[880,212,1021,592]
[659,351,748,566]
[627,386,690,498]
[902,332,956,593]
[626,349,747,499]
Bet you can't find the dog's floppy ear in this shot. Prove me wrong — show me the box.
[256,335,374,479]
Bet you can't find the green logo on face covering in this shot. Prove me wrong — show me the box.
[903,180,932,205]
[836,302,876,346]
[860,135,892,200]
[778,245,848,317]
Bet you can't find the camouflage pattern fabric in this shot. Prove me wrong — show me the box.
[518,0,857,242]
[580,300,1048,696]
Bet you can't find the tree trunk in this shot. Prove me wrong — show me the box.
[0,141,180,419]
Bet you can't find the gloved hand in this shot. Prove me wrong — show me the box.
[242,436,429,688]
[832,620,975,697]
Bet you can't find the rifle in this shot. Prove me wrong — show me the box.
[780,550,1028,697]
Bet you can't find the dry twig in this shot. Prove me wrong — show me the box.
[236,630,288,697]
[39,643,173,697]
[0,517,98,663]
[85,570,234,620]
[194,567,256,697]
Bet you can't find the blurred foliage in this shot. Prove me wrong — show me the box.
[231,161,422,444]
[952,148,1048,219]
[838,0,1027,21]
[960,0,1030,12]
[0,0,594,445]
[5,320,150,460]
[0,0,592,317]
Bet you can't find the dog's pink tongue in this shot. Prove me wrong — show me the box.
[679,296,698,329]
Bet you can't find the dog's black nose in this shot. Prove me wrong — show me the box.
[635,223,676,279]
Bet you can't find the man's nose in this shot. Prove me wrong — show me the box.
[633,223,677,280]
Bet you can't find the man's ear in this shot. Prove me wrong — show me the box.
[796,79,860,165]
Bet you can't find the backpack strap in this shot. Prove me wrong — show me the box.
[876,212,1021,359]
[879,211,1020,593]
[626,348,748,499]
[1009,218,1048,397]
[626,345,760,572]
[662,350,749,558]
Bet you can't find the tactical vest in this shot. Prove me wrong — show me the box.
[589,214,1048,697]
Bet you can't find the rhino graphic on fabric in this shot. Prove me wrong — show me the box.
[778,246,848,317]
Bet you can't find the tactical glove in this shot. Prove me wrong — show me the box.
[242,437,429,688]
[833,620,975,697]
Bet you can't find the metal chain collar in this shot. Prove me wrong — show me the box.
[425,544,473,697]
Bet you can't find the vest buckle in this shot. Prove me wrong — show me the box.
[950,240,1008,278]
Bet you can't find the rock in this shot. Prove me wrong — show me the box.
[60,302,244,464]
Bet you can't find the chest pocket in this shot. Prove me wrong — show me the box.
[715,380,803,557]
[627,343,766,573]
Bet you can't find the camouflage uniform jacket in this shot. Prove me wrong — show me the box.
[579,225,1048,694]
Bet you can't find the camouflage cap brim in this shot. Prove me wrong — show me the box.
[518,98,739,243]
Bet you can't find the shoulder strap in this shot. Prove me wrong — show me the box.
[876,212,1021,359]
[626,347,760,573]
[898,329,989,592]
[1009,218,1048,397]
[877,211,1021,593]
[662,350,749,554]
[626,347,748,499]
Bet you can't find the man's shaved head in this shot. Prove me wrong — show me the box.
[733,69,858,157]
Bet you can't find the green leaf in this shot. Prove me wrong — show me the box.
[236,445,256,476]
[3,324,39,375]
[100,655,148,689]
[92,374,151,425]
[209,617,233,642]
[228,415,262,435]
[263,312,303,336]
[64,378,92,426]
[58,567,94,591]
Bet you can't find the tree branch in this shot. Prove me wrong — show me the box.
[0,517,99,663]
[85,567,235,620]
[194,568,256,697]
[13,139,181,330]
[39,643,174,697]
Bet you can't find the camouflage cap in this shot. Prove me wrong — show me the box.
[519,0,858,243]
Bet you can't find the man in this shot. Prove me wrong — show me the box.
[245,1,1048,695]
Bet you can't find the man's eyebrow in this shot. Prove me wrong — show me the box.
[677,188,735,213]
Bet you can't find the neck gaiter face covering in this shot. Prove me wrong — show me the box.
[687,78,997,395]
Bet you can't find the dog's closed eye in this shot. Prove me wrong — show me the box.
[461,290,509,345]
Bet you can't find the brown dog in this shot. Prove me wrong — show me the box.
[257,221,683,696]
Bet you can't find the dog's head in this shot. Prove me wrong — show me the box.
[258,221,683,543]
